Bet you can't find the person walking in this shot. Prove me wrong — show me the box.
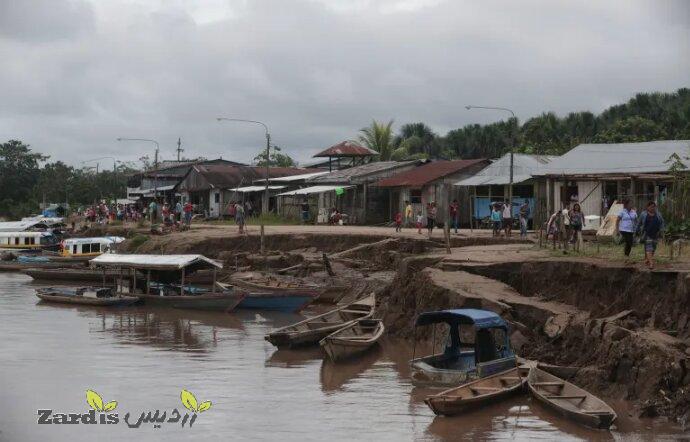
[394,211,402,232]
[502,201,512,237]
[615,198,637,258]
[183,201,193,227]
[175,201,183,222]
[518,200,530,238]
[405,200,413,228]
[637,201,664,269]
[427,202,437,237]
[416,210,423,234]
[301,199,309,225]
[235,201,246,234]
[449,199,460,234]
[148,200,158,224]
[569,203,585,251]
[491,204,502,237]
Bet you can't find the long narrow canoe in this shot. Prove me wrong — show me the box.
[218,282,317,313]
[134,291,245,312]
[528,367,617,429]
[36,287,139,307]
[320,318,384,362]
[230,274,324,299]
[265,293,375,348]
[425,366,528,416]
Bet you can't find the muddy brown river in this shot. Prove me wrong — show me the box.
[0,272,684,441]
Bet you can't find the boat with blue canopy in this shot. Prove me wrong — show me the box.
[410,308,517,386]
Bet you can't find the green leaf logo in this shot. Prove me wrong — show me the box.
[180,390,212,413]
[86,390,117,412]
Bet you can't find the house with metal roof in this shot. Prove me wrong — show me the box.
[175,164,310,218]
[455,154,557,226]
[375,159,490,225]
[532,140,690,219]
[274,161,420,224]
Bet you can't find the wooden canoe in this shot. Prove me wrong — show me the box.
[528,367,617,429]
[36,288,139,307]
[134,291,245,313]
[230,274,325,299]
[320,318,384,362]
[265,293,375,349]
[425,366,529,416]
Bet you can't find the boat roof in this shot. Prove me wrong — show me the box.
[64,236,126,245]
[415,309,507,329]
[90,253,222,270]
[0,231,54,238]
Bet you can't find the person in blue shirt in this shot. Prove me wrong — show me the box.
[490,204,502,237]
[636,201,664,269]
[615,198,637,257]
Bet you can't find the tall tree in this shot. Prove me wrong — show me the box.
[359,120,394,161]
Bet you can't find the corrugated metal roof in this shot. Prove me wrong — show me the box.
[266,171,330,182]
[309,161,418,184]
[276,185,354,196]
[313,141,378,158]
[231,185,286,193]
[91,254,222,270]
[455,154,558,186]
[533,140,690,176]
[376,159,488,187]
[180,165,310,191]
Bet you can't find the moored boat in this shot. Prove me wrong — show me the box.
[528,367,617,430]
[424,366,529,416]
[35,286,139,307]
[23,267,119,282]
[218,281,317,312]
[230,273,325,299]
[410,309,517,386]
[90,254,245,313]
[265,293,375,348]
[320,318,384,362]
[60,236,125,258]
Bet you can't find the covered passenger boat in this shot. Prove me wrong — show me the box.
[60,236,125,258]
[0,231,60,252]
[410,309,517,386]
[90,254,245,312]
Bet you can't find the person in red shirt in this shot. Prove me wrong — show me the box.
[394,212,403,232]
[449,199,460,234]
[183,202,193,226]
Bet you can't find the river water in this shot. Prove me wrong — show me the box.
[0,272,684,441]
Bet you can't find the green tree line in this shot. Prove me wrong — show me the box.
[360,88,690,160]
[0,140,135,219]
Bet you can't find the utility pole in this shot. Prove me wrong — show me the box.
[177,137,184,161]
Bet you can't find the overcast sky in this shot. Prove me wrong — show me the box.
[1,0,688,168]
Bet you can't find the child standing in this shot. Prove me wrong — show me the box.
[394,212,403,232]
[416,211,423,234]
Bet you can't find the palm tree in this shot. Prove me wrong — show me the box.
[359,119,394,161]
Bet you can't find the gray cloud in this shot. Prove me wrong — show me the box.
[0,0,688,167]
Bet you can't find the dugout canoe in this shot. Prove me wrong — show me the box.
[320,318,384,362]
[528,367,617,430]
[265,293,375,348]
[425,366,529,416]
[35,287,139,307]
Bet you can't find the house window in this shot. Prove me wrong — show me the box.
[214,193,220,203]
[410,189,422,204]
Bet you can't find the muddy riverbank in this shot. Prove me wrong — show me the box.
[56,225,690,426]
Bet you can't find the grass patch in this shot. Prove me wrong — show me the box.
[541,239,672,264]
[128,234,150,251]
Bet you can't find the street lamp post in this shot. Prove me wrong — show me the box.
[116,138,160,201]
[216,118,271,255]
[82,156,119,204]
[465,105,517,206]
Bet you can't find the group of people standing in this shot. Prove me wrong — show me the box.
[616,199,664,269]
[491,200,530,238]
